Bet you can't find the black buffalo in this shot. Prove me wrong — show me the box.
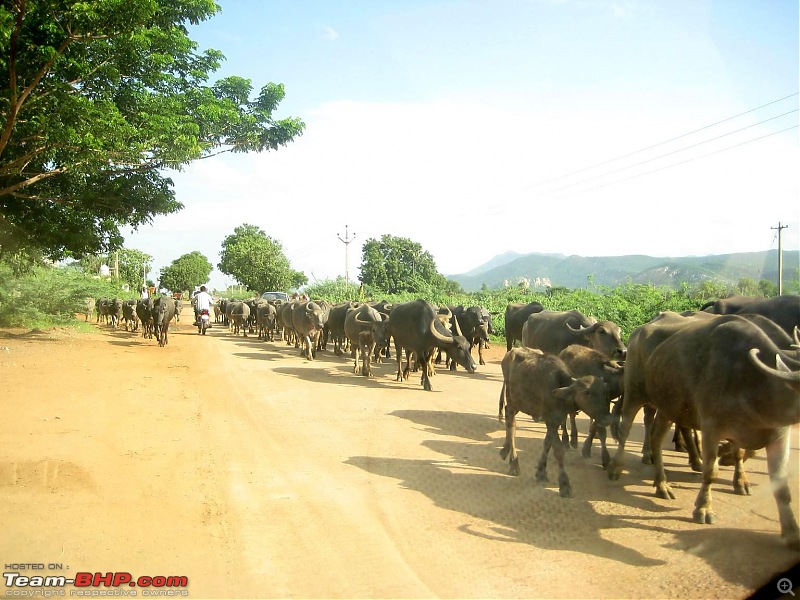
[607,312,800,549]
[387,299,476,391]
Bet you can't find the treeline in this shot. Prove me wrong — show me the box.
[305,279,715,340]
[0,259,784,337]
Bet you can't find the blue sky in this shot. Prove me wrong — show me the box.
[124,0,799,290]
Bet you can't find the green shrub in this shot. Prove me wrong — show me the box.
[0,264,132,327]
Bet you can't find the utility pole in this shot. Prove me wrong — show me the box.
[337,225,356,289]
[771,222,788,295]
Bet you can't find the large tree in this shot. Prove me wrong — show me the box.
[359,234,446,294]
[218,224,306,293]
[0,0,304,260]
[158,251,212,294]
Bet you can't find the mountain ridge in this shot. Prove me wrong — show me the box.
[447,250,800,291]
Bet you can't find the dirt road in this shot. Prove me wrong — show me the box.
[1,312,798,599]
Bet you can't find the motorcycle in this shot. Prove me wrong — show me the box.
[198,309,210,335]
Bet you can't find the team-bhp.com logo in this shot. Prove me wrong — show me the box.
[4,571,189,596]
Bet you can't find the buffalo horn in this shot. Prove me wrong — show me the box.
[566,320,600,334]
[453,315,464,337]
[748,349,800,382]
[430,318,452,343]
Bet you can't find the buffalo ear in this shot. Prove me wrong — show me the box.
[552,386,572,400]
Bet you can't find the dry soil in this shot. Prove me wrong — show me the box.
[1,309,799,599]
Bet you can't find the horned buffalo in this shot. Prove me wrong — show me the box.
[504,301,545,351]
[256,302,278,341]
[291,301,327,360]
[701,294,800,336]
[229,302,251,337]
[152,296,175,347]
[498,347,611,498]
[108,298,123,329]
[279,301,298,346]
[344,304,383,376]
[121,300,140,332]
[327,302,358,356]
[557,344,624,466]
[450,305,491,367]
[521,309,627,360]
[136,298,155,339]
[607,313,800,549]
[386,299,476,391]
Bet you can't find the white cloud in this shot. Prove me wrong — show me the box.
[127,96,799,290]
[321,26,339,41]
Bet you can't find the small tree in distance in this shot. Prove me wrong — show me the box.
[159,252,214,293]
[217,224,305,293]
[359,234,446,294]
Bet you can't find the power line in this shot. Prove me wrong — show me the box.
[523,92,799,190]
[551,124,799,200]
[536,109,798,197]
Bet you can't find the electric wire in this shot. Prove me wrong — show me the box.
[523,92,799,190]
[551,124,798,200]
[537,109,798,196]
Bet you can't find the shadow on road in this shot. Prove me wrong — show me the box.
[346,408,799,579]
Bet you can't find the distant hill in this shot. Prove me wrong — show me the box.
[448,250,800,291]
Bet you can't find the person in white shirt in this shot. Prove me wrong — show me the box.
[193,285,214,326]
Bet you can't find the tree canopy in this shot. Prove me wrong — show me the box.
[159,251,212,293]
[217,224,306,293]
[358,234,446,294]
[0,0,304,261]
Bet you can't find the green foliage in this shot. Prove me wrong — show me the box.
[358,235,447,294]
[304,278,364,304]
[159,251,213,293]
[0,0,305,260]
[0,264,129,327]
[116,248,153,290]
[217,224,304,293]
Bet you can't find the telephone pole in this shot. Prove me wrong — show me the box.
[771,221,788,295]
[337,225,356,289]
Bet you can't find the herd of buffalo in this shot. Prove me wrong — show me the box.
[90,292,800,550]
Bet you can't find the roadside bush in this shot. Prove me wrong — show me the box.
[0,265,129,327]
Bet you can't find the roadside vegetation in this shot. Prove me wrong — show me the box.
[2,255,789,341]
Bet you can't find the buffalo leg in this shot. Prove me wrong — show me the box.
[352,345,360,374]
[608,395,645,480]
[732,445,751,496]
[569,412,578,449]
[597,425,610,468]
[649,412,676,499]
[583,421,611,468]
[680,427,703,473]
[535,428,552,483]
[764,432,800,550]
[477,340,485,366]
[641,405,655,465]
[693,428,720,525]
[497,383,506,422]
[394,346,403,382]
[499,406,520,476]
[582,419,596,458]
[420,350,433,391]
[549,424,573,498]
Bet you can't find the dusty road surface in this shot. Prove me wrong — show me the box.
[2,311,799,599]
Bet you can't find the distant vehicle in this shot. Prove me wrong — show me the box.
[261,291,290,302]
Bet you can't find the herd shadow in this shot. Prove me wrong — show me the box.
[345,407,799,584]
